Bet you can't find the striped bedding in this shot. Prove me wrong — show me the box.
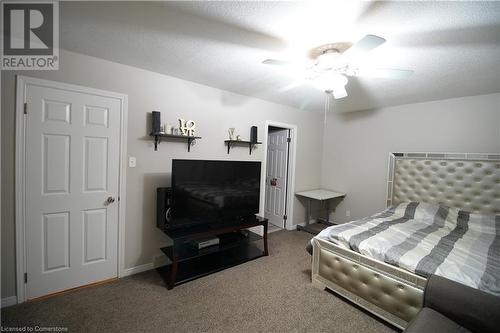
[316,202,500,295]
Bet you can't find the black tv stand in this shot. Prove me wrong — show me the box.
[157,216,268,289]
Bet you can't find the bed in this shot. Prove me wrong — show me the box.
[311,152,500,329]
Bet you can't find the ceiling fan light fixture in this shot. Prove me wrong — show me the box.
[316,49,341,70]
[312,73,348,94]
[332,87,348,99]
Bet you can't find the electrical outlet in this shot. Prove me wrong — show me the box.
[346,210,351,217]
[128,156,136,168]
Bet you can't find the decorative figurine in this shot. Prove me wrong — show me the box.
[228,128,236,140]
[164,124,172,134]
[178,118,196,136]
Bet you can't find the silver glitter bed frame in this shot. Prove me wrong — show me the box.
[311,152,500,329]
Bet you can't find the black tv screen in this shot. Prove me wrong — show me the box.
[171,159,261,228]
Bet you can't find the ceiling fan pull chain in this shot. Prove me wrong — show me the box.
[324,93,330,126]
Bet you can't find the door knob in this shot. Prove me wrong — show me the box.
[106,196,116,205]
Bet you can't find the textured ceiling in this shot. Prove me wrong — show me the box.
[60,1,500,112]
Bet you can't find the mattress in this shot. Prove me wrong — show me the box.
[316,202,500,295]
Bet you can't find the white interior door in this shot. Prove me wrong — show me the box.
[25,82,122,299]
[264,128,289,228]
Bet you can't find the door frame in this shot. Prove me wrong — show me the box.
[15,75,128,303]
[259,120,297,230]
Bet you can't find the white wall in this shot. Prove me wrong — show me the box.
[3,51,498,301]
[1,50,324,298]
[321,93,500,223]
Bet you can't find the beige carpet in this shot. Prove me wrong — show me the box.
[1,230,396,333]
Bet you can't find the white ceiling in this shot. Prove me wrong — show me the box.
[60,1,500,112]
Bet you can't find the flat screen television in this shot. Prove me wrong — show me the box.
[170,159,261,229]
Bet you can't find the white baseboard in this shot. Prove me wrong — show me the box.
[291,217,321,229]
[121,254,169,278]
[121,262,154,277]
[267,226,283,233]
[1,296,17,308]
[288,222,303,231]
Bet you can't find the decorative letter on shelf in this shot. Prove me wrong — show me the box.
[179,119,196,136]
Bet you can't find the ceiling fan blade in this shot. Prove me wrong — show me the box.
[341,34,386,61]
[278,81,304,92]
[351,68,414,79]
[262,59,291,66]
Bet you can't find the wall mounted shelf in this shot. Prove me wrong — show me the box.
[150,132,201,152]
[224,140,262,155]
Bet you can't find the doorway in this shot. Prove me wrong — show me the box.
[261,121,297,231]
[15,76,128,302]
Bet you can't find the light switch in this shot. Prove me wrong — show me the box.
[129,156,136,168]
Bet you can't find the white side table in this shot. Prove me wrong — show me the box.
[295,189,346,234]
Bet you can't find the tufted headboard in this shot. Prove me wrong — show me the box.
[386,152,500,214]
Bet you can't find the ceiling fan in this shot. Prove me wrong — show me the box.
[262,35,413,99]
